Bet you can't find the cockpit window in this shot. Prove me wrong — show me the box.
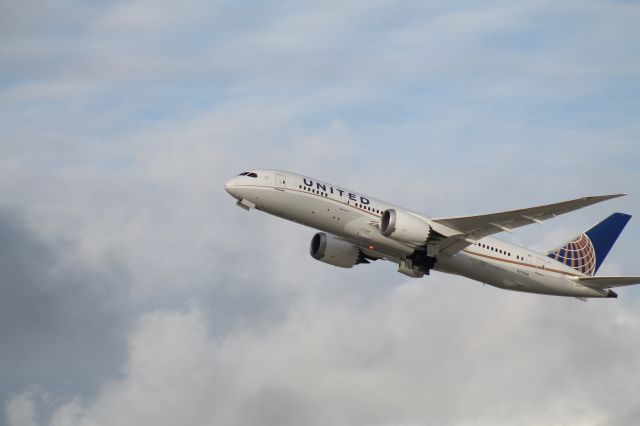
[237,171,258,177]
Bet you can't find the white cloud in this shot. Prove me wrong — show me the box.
[9,284,640,425]
[6,388,38,426]
[4,0,639,106]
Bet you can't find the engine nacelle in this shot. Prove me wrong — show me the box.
[310,233,361,268]
[380,209,432,246]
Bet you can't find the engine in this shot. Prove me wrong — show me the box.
[310,233,365,268]
[380,209,432,246]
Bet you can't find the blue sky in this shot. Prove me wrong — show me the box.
[2,1,640,425]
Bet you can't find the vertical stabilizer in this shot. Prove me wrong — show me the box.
[547,213,631,276]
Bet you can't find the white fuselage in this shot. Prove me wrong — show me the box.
[225,170,609,298]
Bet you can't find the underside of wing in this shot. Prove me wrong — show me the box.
[570,276,640,289]
[429,194,626,256]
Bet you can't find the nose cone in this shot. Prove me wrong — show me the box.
[224,178,239,198]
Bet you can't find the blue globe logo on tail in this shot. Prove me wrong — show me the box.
[548,234,596,276]
[547,212,631,276]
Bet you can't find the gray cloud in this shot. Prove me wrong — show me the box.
[0,208,128,409]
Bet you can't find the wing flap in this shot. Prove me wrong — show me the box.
[569,276,640,289]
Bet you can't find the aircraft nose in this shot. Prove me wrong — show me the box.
[224,178,237,197]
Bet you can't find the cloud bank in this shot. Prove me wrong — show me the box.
[8,286,640,426]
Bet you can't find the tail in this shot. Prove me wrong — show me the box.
[547,212,631,276]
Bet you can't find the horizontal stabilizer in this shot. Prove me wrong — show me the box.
[569,276,640,289]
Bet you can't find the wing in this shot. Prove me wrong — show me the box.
[429,194,626,256]
[569,276,640,289]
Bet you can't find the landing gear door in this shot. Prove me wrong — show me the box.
[275,173,286,190]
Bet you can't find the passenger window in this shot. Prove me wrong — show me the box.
[247,172,258,178]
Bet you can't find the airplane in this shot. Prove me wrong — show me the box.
[224,169,640,299]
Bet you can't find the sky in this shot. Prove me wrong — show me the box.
[1,0,640,425]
